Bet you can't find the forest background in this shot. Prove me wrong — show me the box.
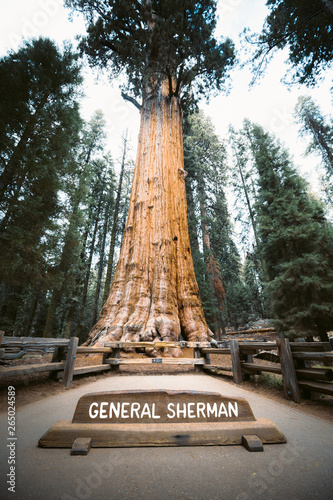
[0,0,332,342]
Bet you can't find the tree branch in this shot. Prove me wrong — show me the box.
[175,64,184,97]
[121,91,141,111]
[165,66,174,97]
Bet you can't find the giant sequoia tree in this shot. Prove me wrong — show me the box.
[66,0,235,350]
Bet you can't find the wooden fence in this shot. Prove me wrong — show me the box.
[202,338,333,403]
[0,334,210,387]
[0,331,332,402]
[0,333,112,387]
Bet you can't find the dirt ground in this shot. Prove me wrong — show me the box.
[1,343,332,423]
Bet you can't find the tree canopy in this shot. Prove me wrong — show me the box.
[249,0,333,86]
[65,0,235,104]
[0,38,82,292]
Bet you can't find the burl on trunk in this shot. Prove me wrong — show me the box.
[86,82,211,352]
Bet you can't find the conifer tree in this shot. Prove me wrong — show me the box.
[229,123,268,318]
[103,132,129,304]
[43,111,108,337]
[183,111,226,333]
[295,96,333,205]
[249,122,333,340]
[0,38,82,335]
[183,111,251,333]
[90,155,116,330]
[65,155,115,339]
[229,125,259,250]
[210,190,254,329]
[0,37,82,203]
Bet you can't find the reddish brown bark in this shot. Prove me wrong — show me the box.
[87,82,211,352]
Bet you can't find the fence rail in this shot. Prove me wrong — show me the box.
[0,331,332,401]
[203,338,332,403]
[0,333,114,387]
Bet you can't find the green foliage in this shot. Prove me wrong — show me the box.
[254,372,283,390]
[0,38,82,333]
[0,39,133,338]
[209,190,253,327]
[0,39,82,316]
[294,96,333,207]
[0,37,82,180]
[229,124,259,250]
[249,122,333,340]
[184,111,225,331]
[248,0,333,86]
[229,122,270,319]
[65,0,235,104]
[43,111,115,338]
[243,253,269,318]
[184,111,253,331]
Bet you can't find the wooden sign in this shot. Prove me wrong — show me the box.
[38,390,287,453]
[72,390,255,424]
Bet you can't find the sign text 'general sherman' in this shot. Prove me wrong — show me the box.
[72,390,256,424]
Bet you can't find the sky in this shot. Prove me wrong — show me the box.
[1,0,332,187]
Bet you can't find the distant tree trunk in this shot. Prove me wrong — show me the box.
[199,193,211,253]
[91,202,110,327]
[81,194,103,308]
[43,289,60,338]
[65,182,105,338]
[20,295,39,337]
[103,133,128,303]
[186,178,200,256]
[198,173,225,339]
[232,144,259,248]
[87,81,211,350]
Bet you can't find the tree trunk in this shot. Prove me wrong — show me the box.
[232,144,259,248]
[186,178,200,256]
[20,295,38,337]
[81,193,103,309]
[87,82,211,350]
[91,200,111,327]
[43,288,60,338]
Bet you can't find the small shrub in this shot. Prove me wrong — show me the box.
[254,372,283,389]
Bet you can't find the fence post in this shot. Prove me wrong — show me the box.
[230,339,243,384]
[202,348,211,366]
[62,336,79,387]
[49,343,67,380]
[194,344,201,373]
[277,338,301,403]
[109,343,121,371]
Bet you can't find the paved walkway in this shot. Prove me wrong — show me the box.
[1,374,332,500]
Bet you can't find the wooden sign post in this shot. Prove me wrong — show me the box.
[39,390,286,453]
